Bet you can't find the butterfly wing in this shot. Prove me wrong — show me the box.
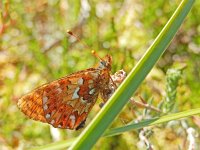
[18,68,101,129]
[17,84,47,123]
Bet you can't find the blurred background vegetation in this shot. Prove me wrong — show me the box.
[0,0,200,149]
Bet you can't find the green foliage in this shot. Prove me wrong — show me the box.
[162,68,183,113]
[0,0,200,150]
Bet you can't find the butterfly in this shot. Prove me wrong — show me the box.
[17,52,114,130]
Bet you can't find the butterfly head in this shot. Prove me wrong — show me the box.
[97,55,112,71]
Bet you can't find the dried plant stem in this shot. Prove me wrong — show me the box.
[130,97,161,113]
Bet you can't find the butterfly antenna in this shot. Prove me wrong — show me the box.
[67,31,107,64]
[91,50,104,61]
[67,30,90,50]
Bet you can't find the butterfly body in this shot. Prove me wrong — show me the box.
[17,55,112,130]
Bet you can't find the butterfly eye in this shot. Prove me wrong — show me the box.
[100,61,106,66]
[98,61,107,69]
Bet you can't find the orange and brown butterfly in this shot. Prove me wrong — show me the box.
[17,51,113,130]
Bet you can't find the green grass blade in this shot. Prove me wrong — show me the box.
[69,0,195,149]
[32,108,200,150]
[104,108,200,137]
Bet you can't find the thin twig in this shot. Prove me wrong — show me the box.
[130,97,161,113]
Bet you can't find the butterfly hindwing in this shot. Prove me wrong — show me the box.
[18,68,101,129]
